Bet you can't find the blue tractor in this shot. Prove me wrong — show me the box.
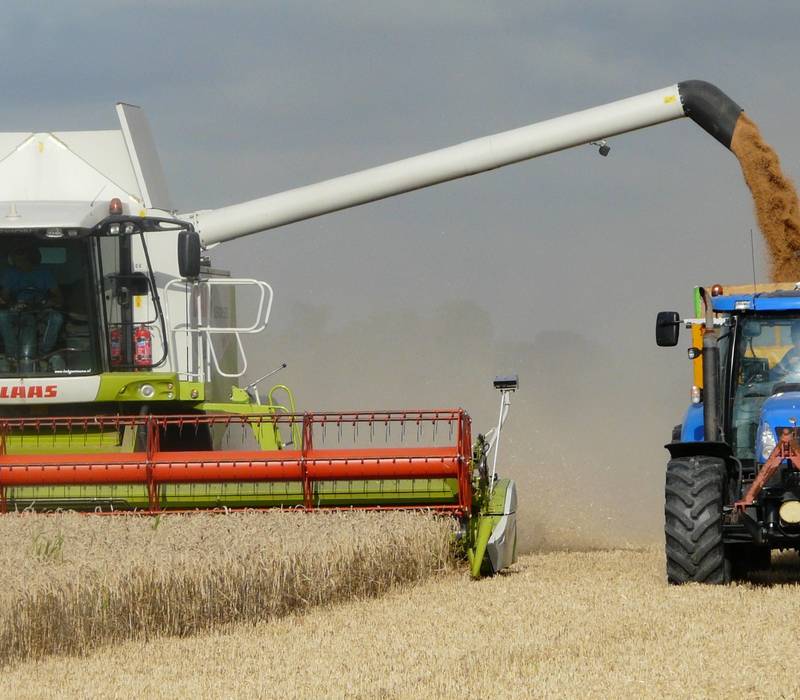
[658,284,800,583]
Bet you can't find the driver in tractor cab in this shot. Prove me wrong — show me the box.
[771,321,800,381]
[0,244,64,372]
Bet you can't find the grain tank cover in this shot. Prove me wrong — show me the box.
[0,201,107,230]
[116,103,172,210]
[0,104,171,213]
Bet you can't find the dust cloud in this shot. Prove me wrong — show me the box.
[731,113,800,281]
[252,300,671,553]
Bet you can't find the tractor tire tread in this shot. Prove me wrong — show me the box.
[665,456,728,584]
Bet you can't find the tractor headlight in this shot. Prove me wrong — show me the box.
[759,422,777,461]
[779,499,800,524]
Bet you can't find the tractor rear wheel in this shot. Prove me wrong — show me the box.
[665,456,729,584]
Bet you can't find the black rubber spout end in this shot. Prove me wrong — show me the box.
[678,80,743,149]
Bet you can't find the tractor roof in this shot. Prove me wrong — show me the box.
[713,290,800,312]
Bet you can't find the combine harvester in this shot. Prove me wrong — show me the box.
[0,80,742,577]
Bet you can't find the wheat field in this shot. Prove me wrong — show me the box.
[0,511,454,667]
[5,545,800,698]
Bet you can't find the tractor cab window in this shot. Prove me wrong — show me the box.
[731,315,800,459]
[0,236,99,377]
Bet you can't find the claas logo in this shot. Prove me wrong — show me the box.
[0,385,57,399]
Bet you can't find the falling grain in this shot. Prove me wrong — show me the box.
[731,113,800,281]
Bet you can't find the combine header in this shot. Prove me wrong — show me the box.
[0,80,743,576]
[0,410,475,514]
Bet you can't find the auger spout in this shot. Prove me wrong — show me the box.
[187,80,743,247]
[677,80,743,148]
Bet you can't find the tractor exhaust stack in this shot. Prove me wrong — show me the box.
[699,287,721,442]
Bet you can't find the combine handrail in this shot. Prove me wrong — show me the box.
[163,278,274,381]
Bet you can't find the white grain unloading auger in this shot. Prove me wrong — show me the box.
[0,80,741,577]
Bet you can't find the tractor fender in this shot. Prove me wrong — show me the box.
[665,440,740,498]
[680,403,705,442]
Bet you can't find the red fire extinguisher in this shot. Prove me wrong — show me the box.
[109,327,122,366]
[134,325,152,367]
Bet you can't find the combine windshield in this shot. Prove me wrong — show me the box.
[731,314,800,459]
[0,228,167,378]
[0,236,100,377]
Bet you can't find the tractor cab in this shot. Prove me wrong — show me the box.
[717,297,800,465]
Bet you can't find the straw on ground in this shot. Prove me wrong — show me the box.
[5,547,800,698]
[0,511,454,666]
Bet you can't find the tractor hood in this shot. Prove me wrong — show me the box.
[756,391,800,463]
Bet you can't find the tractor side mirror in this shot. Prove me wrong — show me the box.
[178,230,201,279]
[656,311,681,347]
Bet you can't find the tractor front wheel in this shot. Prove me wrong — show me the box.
[665,456,729,584]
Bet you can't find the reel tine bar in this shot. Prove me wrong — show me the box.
[0,409,471,514]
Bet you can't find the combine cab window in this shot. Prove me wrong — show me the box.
[731,315,800,459]
[0,237,99,377]
[95,233,166,370]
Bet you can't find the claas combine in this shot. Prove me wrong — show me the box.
[0,81,744,577]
